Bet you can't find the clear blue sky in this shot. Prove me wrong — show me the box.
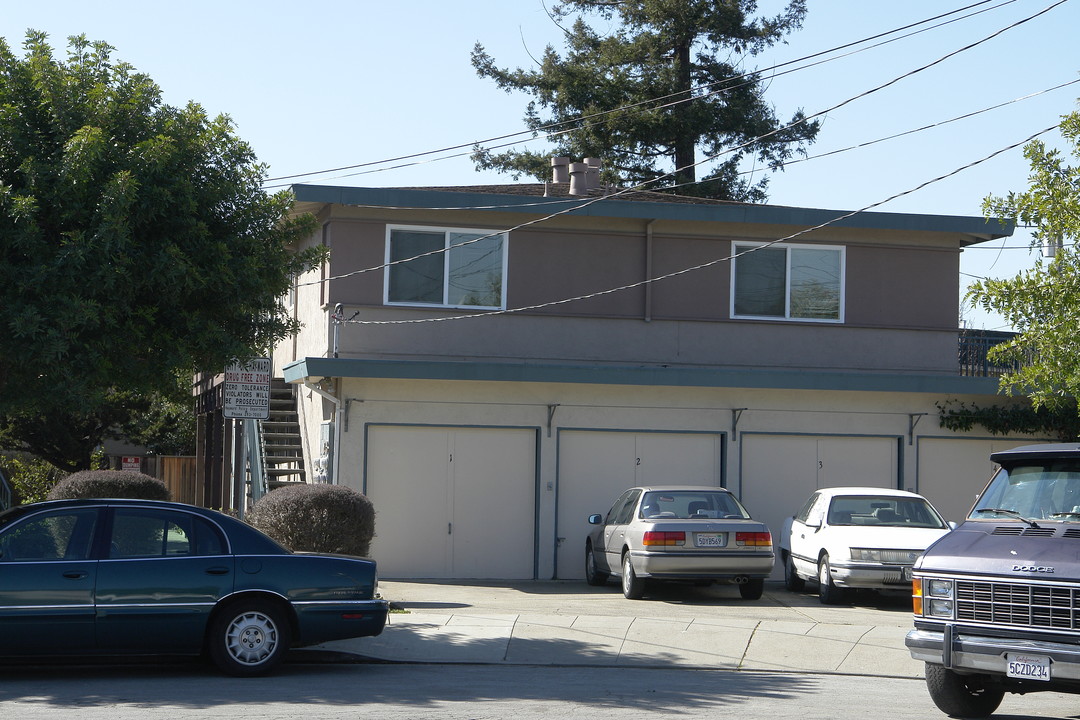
[5,0,1078,330]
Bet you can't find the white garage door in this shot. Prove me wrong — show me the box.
[555,430,724,579]
[917,438,1035,525]
[366,425,536,579]
[740,434,899,569]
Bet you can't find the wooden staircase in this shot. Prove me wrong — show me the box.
[262,379,306,488]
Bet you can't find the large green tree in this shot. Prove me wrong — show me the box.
[0,32,323,470]
[968,107,1080,413]
[471,0,819,201]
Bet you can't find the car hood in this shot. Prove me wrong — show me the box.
[915,521,1080,581]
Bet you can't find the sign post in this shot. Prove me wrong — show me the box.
[223,358,272,420]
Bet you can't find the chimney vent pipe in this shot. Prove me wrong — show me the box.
[568,162,589,196]
[551,156,571,184]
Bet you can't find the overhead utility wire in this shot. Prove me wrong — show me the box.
[299,0,1065,290]
[263,0,1009,186]
[342,126,1057,326]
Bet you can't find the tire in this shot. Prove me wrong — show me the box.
[585,543,608,586]
[739,578,765,600]
[621,552,646,599]
[924,663,1005,718]
[817,554,844,605]
[784,553,805,592]
[208,601,291,677]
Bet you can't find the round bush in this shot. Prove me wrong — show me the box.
[247,483,375,557]
[46,470,171,501]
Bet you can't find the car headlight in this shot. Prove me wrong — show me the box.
[850,548,882,562]
[924,579,954,618]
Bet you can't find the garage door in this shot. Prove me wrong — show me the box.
[917,438,1035,525]
[555,430,724,579]
[740,434,899,570]
[365,425,537,579]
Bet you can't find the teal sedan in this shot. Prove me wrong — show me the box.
[0,498,387,675]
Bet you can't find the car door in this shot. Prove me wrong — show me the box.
[0,507,99,655]
[95,507,233,653]
[601,489,641,570]
[788,492,824,578]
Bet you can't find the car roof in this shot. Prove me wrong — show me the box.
[632,486,734,493]
[990,443,1080,465]
[813,486,928,499]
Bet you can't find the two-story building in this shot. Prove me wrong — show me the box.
[271,174,1045,580]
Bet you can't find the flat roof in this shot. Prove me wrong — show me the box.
[290,183,1014,245]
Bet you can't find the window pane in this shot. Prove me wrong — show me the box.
[448,233,503,307]
[734,246,785,316]
[0,510,96,561]
[790,248,840,319]
[388,230,445,304]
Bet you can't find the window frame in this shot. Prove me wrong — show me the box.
[384,224,509,310]
[730,241,845,323]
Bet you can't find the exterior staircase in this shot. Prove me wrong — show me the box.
[262,379,306,489]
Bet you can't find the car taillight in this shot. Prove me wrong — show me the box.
[643,531,685,546]
[735,531,772,547]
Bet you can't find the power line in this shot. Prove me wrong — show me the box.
[262,0,1014,187]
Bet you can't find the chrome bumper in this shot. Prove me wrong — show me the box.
[907,626,1080,681]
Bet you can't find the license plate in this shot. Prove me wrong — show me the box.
[1007,653,1051,681]
[695,533,726,548]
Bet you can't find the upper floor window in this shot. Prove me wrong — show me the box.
[731,242,844,322]
[385,226,507,309]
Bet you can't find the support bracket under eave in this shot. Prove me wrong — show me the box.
[909,413,928,446]
[731,408,747,442]
[547,404,560,438]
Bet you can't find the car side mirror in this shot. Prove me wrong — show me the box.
[588,514,603,525]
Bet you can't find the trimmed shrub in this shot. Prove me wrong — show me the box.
[247,483,375,557]
[46,470,171,501]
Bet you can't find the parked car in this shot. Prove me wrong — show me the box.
[586,486,774,600]
[0,498,388,675]
[780,487,952,604]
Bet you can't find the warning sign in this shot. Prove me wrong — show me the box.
[223,357,271,419]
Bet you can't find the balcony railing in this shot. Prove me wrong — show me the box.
[959,329,1020,377]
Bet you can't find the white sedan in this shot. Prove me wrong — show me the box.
[780,487,952,604]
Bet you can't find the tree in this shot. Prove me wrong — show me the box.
[471,0,819,201]
[0,32,323,469]
[968,107,1080,413]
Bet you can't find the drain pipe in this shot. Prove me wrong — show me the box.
[303,379,342,485]
[644,219,656,322]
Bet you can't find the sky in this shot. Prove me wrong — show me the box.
[4,0,1078,330]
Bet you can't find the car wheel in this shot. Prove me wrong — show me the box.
[739,578,764,600]
[585,542,608,586]
[784,553,805,592]
[817,554,844,605]
[621,552,646,599]
[208,600,291,677]
[924,663,1004,718]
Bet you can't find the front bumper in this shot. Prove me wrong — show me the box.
[829,562,912,589]
[629,549,774,580]
[907,625,1080,682]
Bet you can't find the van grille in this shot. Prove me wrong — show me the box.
[956,580,1080,630]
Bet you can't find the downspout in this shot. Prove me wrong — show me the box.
[304,380,342,485]
[644,219,656,322]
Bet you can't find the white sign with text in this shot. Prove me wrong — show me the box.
[223,357,272,419]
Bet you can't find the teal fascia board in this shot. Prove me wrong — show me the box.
[283,357,1003,396]
[291,184,1014,240]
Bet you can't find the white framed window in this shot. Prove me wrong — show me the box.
[731,242,844,322]
[385,225,507,310]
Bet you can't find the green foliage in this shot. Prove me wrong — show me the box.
[937,399,1080,442]
[247,484,376,557]
[0,452,66,504]
[471,0,819,201]
[0,32,325,470]
[46,469,171,501]
[968,107,1080,411]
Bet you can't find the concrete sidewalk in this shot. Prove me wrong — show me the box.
[315,580,923,678]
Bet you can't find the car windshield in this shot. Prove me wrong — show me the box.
[970,462,1080,521]
[639,491,750,520]
[826,495,947,529]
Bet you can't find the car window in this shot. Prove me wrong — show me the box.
[109,509,225,559]
[825,495,946,528]
[639,491,749,519]
[795,493,820,523]
[0,509,98,562]
[612,490,641,525]
[605,491,633,524]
